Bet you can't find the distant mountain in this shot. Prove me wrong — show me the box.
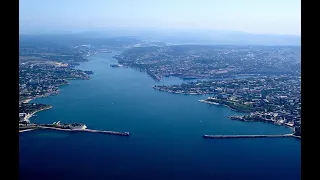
[78,29,300,46]
[20,28,301,46]
[19,34,142,48]
[136,31,301,46]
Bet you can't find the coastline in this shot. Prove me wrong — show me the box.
[199,99,295,133]
[24,106,53,122]
[19,52,301,179]
[19,51,97,105]
[199,99,241,112]
[20,82,72,105]
[153,87,205,95]
[20,55,95,123]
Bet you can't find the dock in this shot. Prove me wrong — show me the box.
[203,134,298,139]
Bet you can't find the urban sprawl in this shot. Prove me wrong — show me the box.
[19,36,301,137]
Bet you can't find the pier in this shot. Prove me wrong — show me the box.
[203,134,299,139]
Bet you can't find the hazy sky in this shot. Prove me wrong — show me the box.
[19,0,301,35]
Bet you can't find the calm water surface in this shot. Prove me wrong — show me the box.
[20,53,300,180]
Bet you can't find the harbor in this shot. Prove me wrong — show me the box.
[203,134,300,139]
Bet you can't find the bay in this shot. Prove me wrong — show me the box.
[20,53,301,180]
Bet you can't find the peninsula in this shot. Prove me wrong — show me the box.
[19,37,97,125]
[154,75,301,136]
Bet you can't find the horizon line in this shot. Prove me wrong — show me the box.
[19,27,301,37]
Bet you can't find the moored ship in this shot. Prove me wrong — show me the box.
[110,64,123,68]
[68,123,87,130]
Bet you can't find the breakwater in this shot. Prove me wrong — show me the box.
[20,126,130,136]
[203,134,299,139]
[38,126,130,136]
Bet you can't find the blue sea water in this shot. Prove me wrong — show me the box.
[19,53,301,180]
